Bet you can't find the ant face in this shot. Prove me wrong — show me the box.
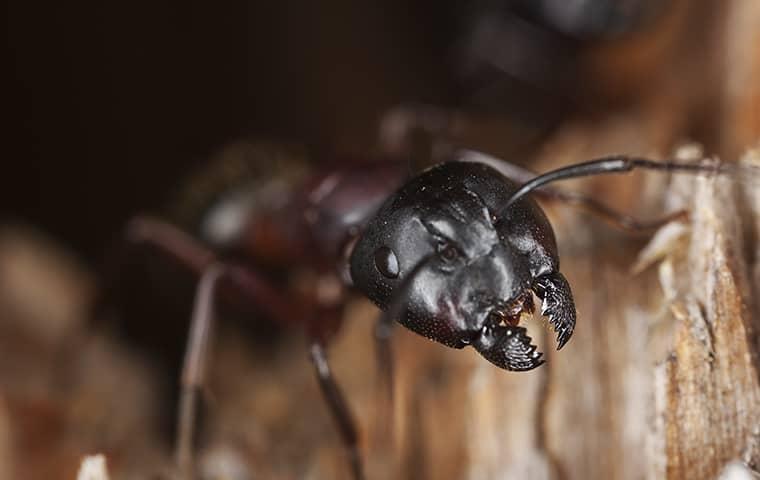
[350,161,575,371]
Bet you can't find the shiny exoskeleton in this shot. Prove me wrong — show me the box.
[117,144,724,480]
[351,161,574,371]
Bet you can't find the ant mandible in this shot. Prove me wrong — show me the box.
[118,146,727,479]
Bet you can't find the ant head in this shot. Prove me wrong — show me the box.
[350,161,571,371]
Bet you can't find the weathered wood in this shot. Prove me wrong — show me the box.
[644,149,760,479]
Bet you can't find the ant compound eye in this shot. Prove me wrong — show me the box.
[374,246,399,279]
[437,241,460,263]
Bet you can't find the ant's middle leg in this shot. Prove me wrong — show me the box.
[109,216,307,477]
[123,215,217,274]
[175,263,226,479]
[119,216,299,324]
[114,217,369,479]
[535,189,688,233]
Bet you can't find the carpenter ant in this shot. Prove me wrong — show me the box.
[115,144,733,479]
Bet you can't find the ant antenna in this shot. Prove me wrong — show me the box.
[505,155,733,207]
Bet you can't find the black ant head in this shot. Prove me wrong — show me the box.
[350,161,576,371]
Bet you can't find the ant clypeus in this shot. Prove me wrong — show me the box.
[112,143,732,479]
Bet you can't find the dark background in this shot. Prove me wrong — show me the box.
[5,2,456,260]
[5,1,668,262]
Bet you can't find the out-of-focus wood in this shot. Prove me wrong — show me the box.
[721,0,760,158]
[0,226,167,480]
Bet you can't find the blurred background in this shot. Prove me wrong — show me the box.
[3,1,760,479]
[6,0,729,260]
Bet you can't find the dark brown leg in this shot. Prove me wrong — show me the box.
[535,189,688,233]
[309,341,364,480]
[124,215,216,273]
[114,217,310,477]
[114,218,371,478]
[171,261,308,480]
[121,216,300,327]
[175,263,227,479]
[94,216,217,330]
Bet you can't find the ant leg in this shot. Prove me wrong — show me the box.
[308,341,364,480]
[123,216,217,273]
[170,263,305,479]
[534,189,689,233]
[117,216,299,326]
[175,263,227,479]
[94,216,217,329]
[110,218,310,474]
[114,218,371,477]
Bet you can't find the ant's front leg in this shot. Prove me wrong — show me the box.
[308,337,364,480]
[102,216,218,478]
[118,217,296,327]
[114,217,367,478]
[175,261,305,479]
[178,264,365,480]
[175,263,225,479]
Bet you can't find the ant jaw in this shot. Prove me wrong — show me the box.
[461,290,543,371]
[532,271,576,350]
[472,320,544,372]
[476,270,576,370]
